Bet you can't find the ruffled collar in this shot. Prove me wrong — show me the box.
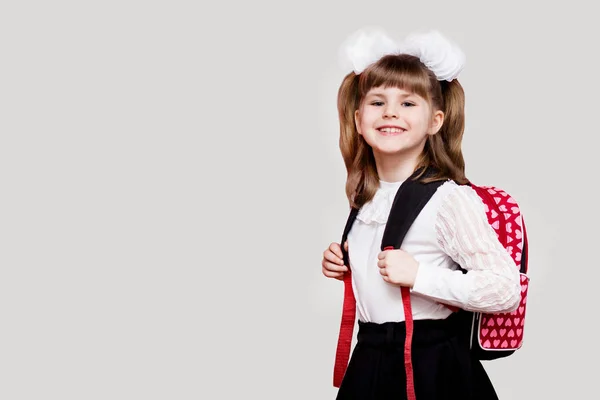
[356,180,404,224]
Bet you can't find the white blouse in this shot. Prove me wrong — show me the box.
[347,179,522,324]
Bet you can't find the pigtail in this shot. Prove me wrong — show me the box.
[440,80,467,178]
[337,72,379,209]
[417,79,468,184]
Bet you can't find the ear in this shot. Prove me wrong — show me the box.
[354,109,362,135]
[429,110,444,136]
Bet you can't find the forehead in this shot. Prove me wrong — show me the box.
[364,86,423,99]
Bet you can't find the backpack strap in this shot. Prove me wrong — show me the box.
[380,167,445,400]
[521,217,529,274]
[381,168,446,248]
[332,207,359,388]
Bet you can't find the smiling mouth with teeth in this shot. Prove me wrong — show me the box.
[377,127,406,135]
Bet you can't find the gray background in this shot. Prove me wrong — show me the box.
[1,1,597,399]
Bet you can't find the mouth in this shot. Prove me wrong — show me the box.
[376,126,406,136]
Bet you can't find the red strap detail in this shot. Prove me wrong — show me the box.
[382,246,417,400]
[333,269,356,388]
[401,287,416,400]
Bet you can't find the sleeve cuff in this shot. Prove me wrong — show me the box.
[411,261,439,296]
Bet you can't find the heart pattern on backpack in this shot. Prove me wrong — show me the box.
[479,186,524,268]
[472,185,529,352]
[478,274,528,350]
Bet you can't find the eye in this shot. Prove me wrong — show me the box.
[402,101,416,107]
[370,101,384,106]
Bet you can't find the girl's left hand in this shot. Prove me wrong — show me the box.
[377,249,419,287]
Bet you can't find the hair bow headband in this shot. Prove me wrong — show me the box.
[339,27,466,82]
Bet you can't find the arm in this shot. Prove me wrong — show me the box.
[411,185,521,313]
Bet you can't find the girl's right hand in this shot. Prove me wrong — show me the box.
[322,241,349,280]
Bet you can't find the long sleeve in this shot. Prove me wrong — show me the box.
[411,185,521,313]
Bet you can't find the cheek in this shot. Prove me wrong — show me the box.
[411,111,431,131]
[357,109,376,131]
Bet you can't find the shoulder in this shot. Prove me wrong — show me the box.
[430,180,481,204]
[432,180,488,222]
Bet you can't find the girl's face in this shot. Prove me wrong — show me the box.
[355,86,443,160]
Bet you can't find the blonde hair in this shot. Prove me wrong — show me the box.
[337,53,468,209]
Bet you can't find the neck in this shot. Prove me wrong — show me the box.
[373,150,422,183]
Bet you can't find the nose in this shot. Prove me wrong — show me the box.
[383,104,399,119]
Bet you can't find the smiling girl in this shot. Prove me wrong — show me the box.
[321,29,521,400]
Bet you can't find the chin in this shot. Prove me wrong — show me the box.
[369,136,426,156]
[374,143,425,160]
[372,143,408,154]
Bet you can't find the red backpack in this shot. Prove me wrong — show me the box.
[466,183,529,359]
[332,168,530,398]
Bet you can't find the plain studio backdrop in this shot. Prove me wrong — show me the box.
[0,1,597,399]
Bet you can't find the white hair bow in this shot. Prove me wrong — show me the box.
[339,27,466,82]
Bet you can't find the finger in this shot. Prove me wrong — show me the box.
[329,243,344,260]
[378,251,386,260]
[323,268,345,279]
[377,259,385,268]
[324,251,344,266]
[323,261,348,273]
[344,241,348,251]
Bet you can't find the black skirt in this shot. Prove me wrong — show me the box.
[336,312,499,400]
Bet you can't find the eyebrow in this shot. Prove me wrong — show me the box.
[366,91,414,99]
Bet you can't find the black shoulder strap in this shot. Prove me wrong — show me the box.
[340,207,359,267]
[381,167,446,250]
[339,167,446,261]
